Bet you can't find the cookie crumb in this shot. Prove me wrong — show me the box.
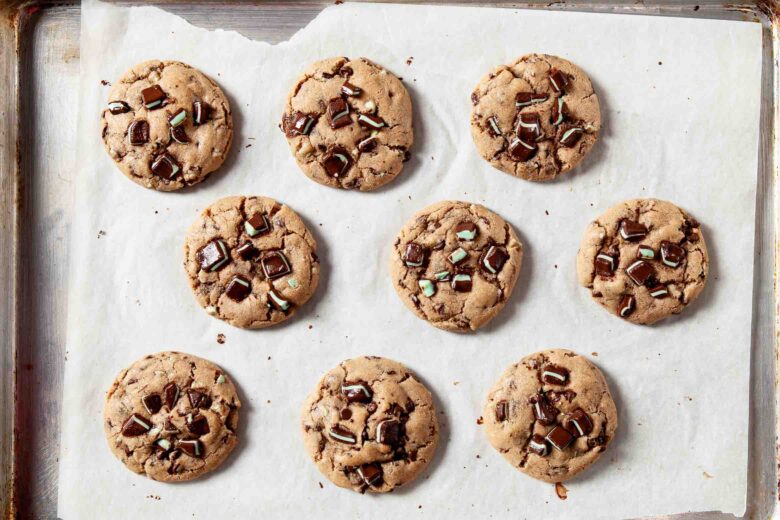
[545,210,549,215]
[318,481,324,488]
[476,416,484,425]
[216,333,226,344]
[406,57,414,66]
[591,351,598,356]
[97,230,107,239]
[703,471,713,478]
[658,61,663,65]
[555,482,568,500]
[100,79,110,86]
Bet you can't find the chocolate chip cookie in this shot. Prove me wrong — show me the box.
[281,57,414,191]
[101,60,233,191]
[184,195,320,329]
[484,349,617,483]
[470,54,600,181]
[576,198,708,325]
[301,356,439,493]
[103,351,241,482]
[390,200,523,332]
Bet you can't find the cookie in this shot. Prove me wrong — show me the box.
[301,356,439,493]
[483,349,617,483]
[281,57,414,191]
[103,351,241,482]
[390,200,523,332]
[184,195,320,329]
[470,54,600,181]
[576,198,708,325]
[101,60,233,191]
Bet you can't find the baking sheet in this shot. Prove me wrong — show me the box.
[58,1,763,518]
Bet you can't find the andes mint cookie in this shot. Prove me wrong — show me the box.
[301,356,439,493]
[576,198,708,325]
[280,56,414,191]
[470,54,600,181]
[100,60,233,191]
[483,349,617,483]
[103,351,241,482]
[184,195,320,329]
[390,200,523,332]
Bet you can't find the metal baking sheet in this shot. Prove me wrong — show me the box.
[1,1,775,519]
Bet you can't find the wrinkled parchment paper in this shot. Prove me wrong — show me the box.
[59,1,762,518]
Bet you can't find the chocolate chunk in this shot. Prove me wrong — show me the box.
[150,153,180,180]
[546,425,574,451]
[187,414,210,436]
[508,136,537,162]
[108,101,131,114]
[341,81,362,97]
[339,408,352,420]
[327,97,351,129]
[170,125,190,144]
[357,463,383,487]
[177,439,203,458]
[225,275,251,302]
[244,213,270,237]
[618,294,635,318]
[376,419,401,445]
[328,425,357,444]
[261,251,291,279]
[453,222,477,241]
[619,220,647,241]
[481,245,508,274]
[548,69,569,94]
[357,135,378,152]
[448,247,468,265]
[495,400,509,422]
[163,418,179,433]
[267,289,290,312]
[530,394,559,425]
[516,112,543,142]
[402,242,426,267]
[451,273,472,292]
[339,65,354,77]
[559,127,584,147]
[563,408,593,437]
[120,414,151,436]
[187,389,212,409]
[141,85,166,109]
[487,116,502,137]
[594,253,616,277]
[660,241,686,268]
[418,279,435,298]
[192,101,211,125]
[541,364,569,385]
[321,147,352,177]
[626,260,656,286]
[142,394,162,415]
[357,113,386,130]
[128,120,149,145]
[649,284,669,298]
[236,241,259,260]
[515,92,548,108]
[551,97,567,126]
[155,439,172,458]
[528,434,549,456]
[196,239,229,272]
[163,382,179,409]
[168,108,187,127]
[637,244,655,260]
[341,381,373,403]
[434,271,451,282]
[285,112,316,137]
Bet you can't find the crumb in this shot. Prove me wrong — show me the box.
[555,482,568,500]
[476,454,480,459]
[267,356,271,361]
[453,381,459,386]
[703,471,713,478]
[216,333,226,345]
[694,4,700,10]
[308,324,313,329]
[658,61,663,65]
[245,144,252,149]
[319,481,324,488]
[418,505,422,509]
[591,351,598,356]
[100,79,110,86]
[335,0,343,4]
[97,230,107,239]
[154,210,158,214]
[554,264,558,269]
[266,400,271,404]
[476,416,484,425]
[406,57,414,66]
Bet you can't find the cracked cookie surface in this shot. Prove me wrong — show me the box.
[281,56,413,191]
[184,195,320,329]
[101,60,233,191]
[484,349,617,483]
[103,351,241,482]
[301,356,439,493]
[390,200,523,332]
[470,53,600,181]
[576,198,708,325]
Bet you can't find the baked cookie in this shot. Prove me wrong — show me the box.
[103,351,241,482]
[484,349,617,483]
[184,195,320,329]
[470,54,600,181]
[390,200,523,332]
[101,60,233,191]
[280,57,414,191]
[301,356,439,493]
[576,198,708,325]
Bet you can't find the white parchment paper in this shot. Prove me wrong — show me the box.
[59,1,763,518]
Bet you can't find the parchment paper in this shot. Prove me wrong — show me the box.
[58,1,763,518]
